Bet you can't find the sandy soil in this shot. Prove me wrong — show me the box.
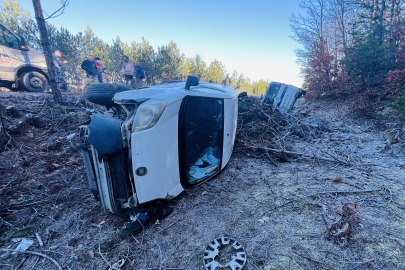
[0,91,404,270]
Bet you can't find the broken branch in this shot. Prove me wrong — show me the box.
[0,249,62,270]
[275,188,381,209]
[98,244,120,270]
[248,145,380,166]
[35,233,44,248]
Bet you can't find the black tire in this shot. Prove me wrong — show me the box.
[86,83,133,109]
[20,71,48,92]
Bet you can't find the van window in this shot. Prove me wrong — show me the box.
[0,25,20,49]
[0,25,7,46]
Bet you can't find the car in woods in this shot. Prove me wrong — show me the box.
[261,82,306,110]
[80,76,238,232]
[0,20,66,92]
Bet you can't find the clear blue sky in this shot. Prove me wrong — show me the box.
[19,0,304,86]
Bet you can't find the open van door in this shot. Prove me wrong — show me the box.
[178,96,224,188]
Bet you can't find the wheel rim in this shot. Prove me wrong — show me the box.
[29,76,43,88]
[203,237,247,270]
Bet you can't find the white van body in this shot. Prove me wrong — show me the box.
[0,20,49,91]
[80,81,238,214]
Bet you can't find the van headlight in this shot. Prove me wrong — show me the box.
[132,99,167,132]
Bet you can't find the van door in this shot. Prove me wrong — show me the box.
[0,24,15,81]
[178,96,224,188]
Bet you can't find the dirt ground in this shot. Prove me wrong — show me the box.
[0,90,404,270]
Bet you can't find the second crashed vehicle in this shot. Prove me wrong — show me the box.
[80,76,238,231]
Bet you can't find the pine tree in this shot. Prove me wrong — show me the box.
[344,24,391,90]
[382,85,405,117]
[0,0,38,48]
[207,60,226,83]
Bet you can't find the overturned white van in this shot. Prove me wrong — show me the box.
[80,77,238,232]
[261,82,306,110]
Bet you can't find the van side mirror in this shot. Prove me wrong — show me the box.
[185,76,199,90]
[20,37,29,51]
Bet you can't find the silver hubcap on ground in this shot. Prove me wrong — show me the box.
[203,237,247,270]
[29,77,43,88]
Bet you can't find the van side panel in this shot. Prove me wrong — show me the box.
[279,86,299,110]
[0,47,15,81]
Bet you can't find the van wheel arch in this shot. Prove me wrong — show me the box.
[20,71,49,92]
[16,66,49,85]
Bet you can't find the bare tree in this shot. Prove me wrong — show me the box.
[290,0,329,65]
[328,0,351,49]
[32,0,65,103]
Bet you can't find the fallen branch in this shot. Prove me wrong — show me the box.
[98,244,120,270]
[275,188,381,209]
[14,257,27,270]
[292,251,322,264]
[29,256,40,270]
[159,219,181,232]
[247,260,261,270]
[0,249,62,270]
[248,145,380,166]
[343,258,375,265]
[0,199,55,211]
[319,251,376,265]
[35,233,44,248]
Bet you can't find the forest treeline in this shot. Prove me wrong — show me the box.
[2,0,404,115]
[291,0,405,114]
[0,0,269,95]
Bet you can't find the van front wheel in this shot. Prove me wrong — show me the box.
[20,72,49,92]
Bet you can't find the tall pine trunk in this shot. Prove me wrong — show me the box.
[32,0,62,103]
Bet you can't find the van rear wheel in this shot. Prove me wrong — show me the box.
[20,71,48,92]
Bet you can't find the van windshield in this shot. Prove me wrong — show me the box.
[0,25,19,49]
[0,25,7,46]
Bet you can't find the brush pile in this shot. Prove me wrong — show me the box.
[234,96,333,163]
